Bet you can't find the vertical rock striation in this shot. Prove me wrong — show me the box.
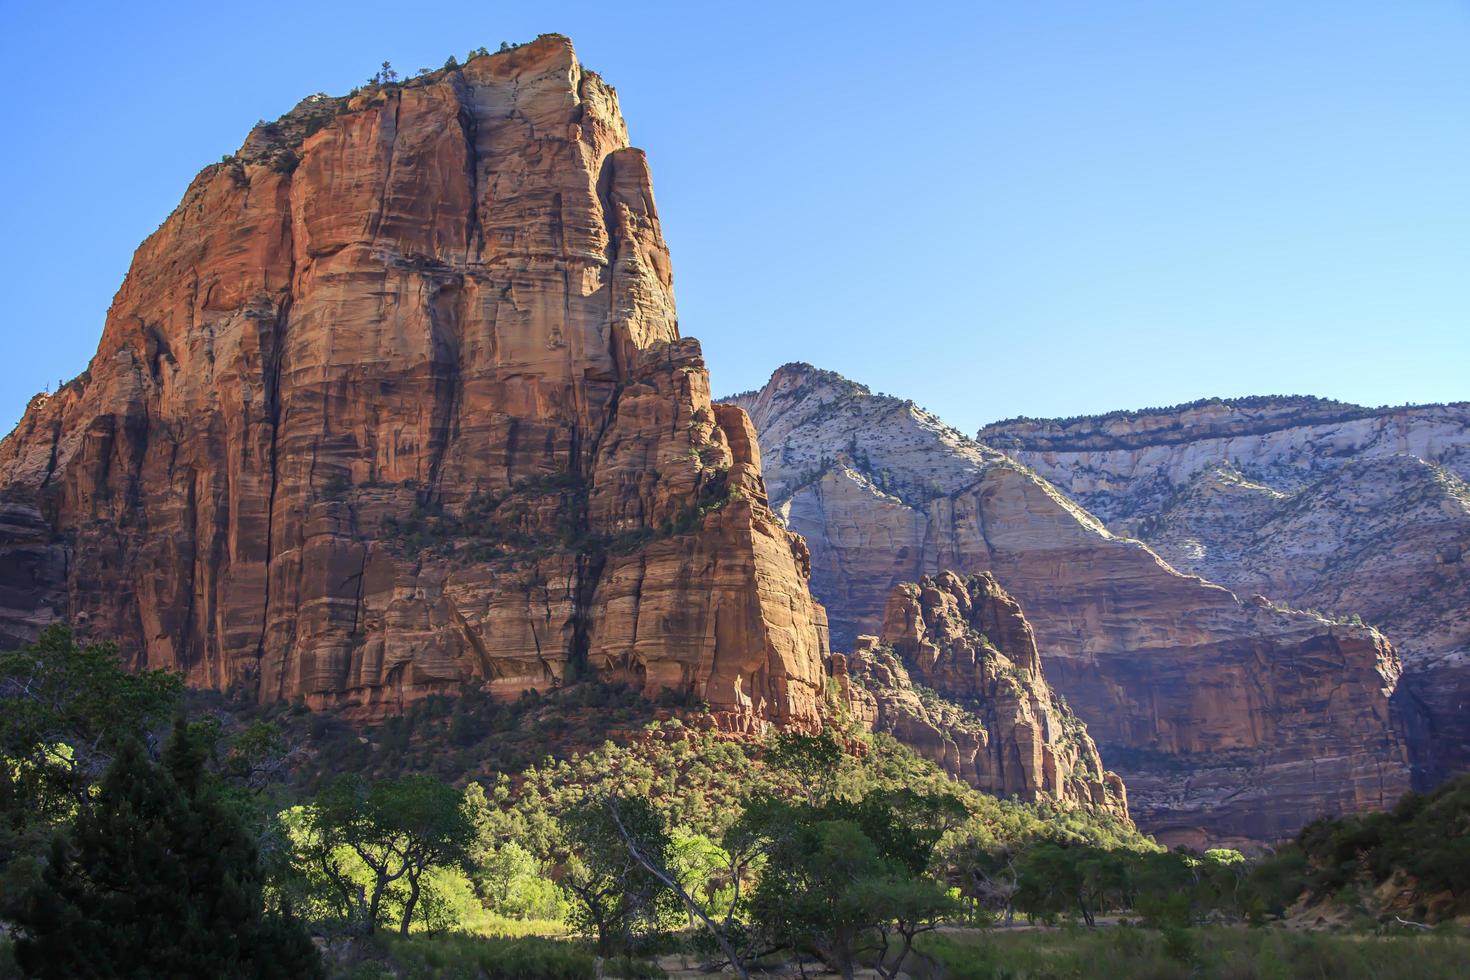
[0,36,828,727]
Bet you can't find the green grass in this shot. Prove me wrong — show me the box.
[332,934,597,980]
[464,914,569,939]
[330,933,670,980]
[916,927,1470,980]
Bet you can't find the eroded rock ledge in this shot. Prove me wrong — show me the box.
[835,571,1129,821]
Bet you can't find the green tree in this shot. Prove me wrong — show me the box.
[764,729,844,804]
[946,837,1022,923]
[601,796,752,977]
[860,874,955,980]
[460,780,563,919]
[298,774,473,935]
[748,816,878,979]
[559,793,678,956]
[1014,841,1125,927]
[220,717,295,793]
[7,728,321,978]
[0,625,181,864]
[740,794,957,980]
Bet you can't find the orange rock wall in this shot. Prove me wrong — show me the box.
[0,36,827,726]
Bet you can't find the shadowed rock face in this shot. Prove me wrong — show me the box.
[836,571,1129,821]
[0,36,828,728]
[729,364,1415,846]
[982,399,1470,787]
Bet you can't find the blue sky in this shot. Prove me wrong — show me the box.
[2,1,1467,436]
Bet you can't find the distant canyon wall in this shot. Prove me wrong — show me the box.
[982,398,1470,786]
[731,366,1419,845]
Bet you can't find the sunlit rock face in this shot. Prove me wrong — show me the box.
[982,398,1470,788]
[838,571,1130,822]
[730,365,1415,846]
[0,36,829,728]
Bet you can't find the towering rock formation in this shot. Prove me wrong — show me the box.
[837,571,1128,820]
[0,36,828,728]
[980,398,1470,785]
[729,364,1415,845]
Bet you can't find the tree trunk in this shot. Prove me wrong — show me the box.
[831,935,857,980]
[400,873,421,936]
[874,929,892,979]
[606,799,750,979]
[366,880,385,934]
[877,946,897,979]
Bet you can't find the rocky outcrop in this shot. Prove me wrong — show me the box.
[0,36,828,728]
[982,398,1470,786]
[841,571,1128,819]
[729,364,1415,845]
[727,365,1017,648]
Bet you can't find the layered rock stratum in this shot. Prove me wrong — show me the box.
[980,397,1470,785]
[834,571,1128,820]
[0,36,829,728]
[729,365,1415,845]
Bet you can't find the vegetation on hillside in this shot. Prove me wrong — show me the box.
[2,626,1468,978]
[1254,773,1470,926]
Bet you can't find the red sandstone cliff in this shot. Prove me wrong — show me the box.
[837,571,1128,820]
[0,36,828,727]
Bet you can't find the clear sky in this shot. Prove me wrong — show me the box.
[2,1,1467,437]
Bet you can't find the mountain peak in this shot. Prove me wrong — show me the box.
[0,39,828,728]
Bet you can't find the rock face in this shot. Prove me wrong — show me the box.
[839,571,1128,820]
[977,397,1470,520]
[981,399,1470,786]
[728,365,1415,845]
[0,36,829,728]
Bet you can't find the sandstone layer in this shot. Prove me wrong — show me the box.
[977,397,1470,521]
[836,571,1128,820]
[0,37,828,728]
[982,398,1470,785]
[729,365,1415,845]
